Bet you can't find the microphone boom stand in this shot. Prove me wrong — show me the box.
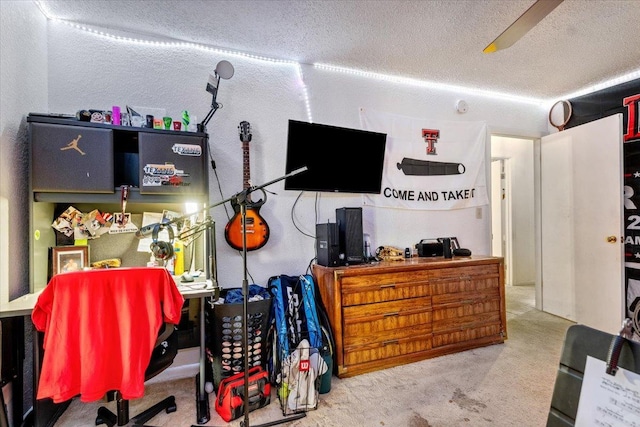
[173,167,307,426]
[234,168,308,427]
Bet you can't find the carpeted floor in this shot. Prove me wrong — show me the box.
[54,285,574,426]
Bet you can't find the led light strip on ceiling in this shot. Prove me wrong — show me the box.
[313,63,546,106]
[558,69,640,101]
[34,1,314,122]
[35,1,640,109]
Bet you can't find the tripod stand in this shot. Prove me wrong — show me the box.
[151,206,222,425]
[230,169,308,427]
[165,167,307,426]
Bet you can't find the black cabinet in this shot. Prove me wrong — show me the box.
[138,132,207,195]
[28,115,209,202]
[30,123,114,193]
[26,114,211,427]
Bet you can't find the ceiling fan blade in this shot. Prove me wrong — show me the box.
[483,0,563,53]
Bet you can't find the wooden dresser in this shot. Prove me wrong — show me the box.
[313,256,506,378]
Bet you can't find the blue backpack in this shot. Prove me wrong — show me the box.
[268,274,323,358]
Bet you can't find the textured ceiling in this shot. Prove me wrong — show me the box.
[39,0,640,100]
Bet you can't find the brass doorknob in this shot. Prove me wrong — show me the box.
[606,236,618,243]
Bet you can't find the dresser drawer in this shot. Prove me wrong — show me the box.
[343,296,432,339]
[432,286,500,306]
[432,323,503,348]
[430,265,500,296]
[432,299,501,332]
[343,326,432,366]
[341,270,430,306]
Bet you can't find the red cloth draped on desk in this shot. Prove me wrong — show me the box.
[31,267,184,403]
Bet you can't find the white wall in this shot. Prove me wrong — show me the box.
[42,21,549,288]
[0,1,48,304]
[0,0,49,419]
[0,6,549,416]
[492,136,536,286]
[1,7,550,293]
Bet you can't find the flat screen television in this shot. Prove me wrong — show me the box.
[284,120,387,194]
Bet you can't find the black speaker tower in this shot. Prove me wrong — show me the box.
[316,223,340,267]
[336,207,364,265]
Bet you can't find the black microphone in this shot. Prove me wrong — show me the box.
[199,60,234,133]
[206,73,220,108]
[135,223,158,239]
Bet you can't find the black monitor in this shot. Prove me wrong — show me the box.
[284,120,387,194]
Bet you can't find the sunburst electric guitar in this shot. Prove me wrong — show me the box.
[224,121,270,251]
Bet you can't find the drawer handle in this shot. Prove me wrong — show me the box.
[380,284,396,289]
[383,311,400,317]
[382,339,399,346]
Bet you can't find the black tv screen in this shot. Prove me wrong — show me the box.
[284,120,387,194]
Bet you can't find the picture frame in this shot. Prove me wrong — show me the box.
[51,245,89,276]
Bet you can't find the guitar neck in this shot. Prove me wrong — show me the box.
[242,139,251,191]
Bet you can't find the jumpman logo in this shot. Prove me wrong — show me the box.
[60,135,86,155]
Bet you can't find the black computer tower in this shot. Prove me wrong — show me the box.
[336,207,364,265]
[316,223,340,267]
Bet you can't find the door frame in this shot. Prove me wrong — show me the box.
[490,134,537,296]
[491,158,512,286]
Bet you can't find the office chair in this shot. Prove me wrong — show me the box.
[32,267,185,427]
[95,321,179,426]
[547,323,640,426]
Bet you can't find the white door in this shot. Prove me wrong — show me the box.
[541,113,624,335]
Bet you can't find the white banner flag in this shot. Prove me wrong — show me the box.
[360,108,489,210]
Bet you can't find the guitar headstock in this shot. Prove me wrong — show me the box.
[238,121,252,143]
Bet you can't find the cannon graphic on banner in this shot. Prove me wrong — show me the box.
[396,157,466,176]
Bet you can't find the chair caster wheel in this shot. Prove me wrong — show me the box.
[96,407,116,426]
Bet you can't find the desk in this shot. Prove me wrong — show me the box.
[0,290,43,423]
[2,269,215,427]
[0,291,43,319]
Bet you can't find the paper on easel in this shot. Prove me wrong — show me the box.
[575,355,640,426]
